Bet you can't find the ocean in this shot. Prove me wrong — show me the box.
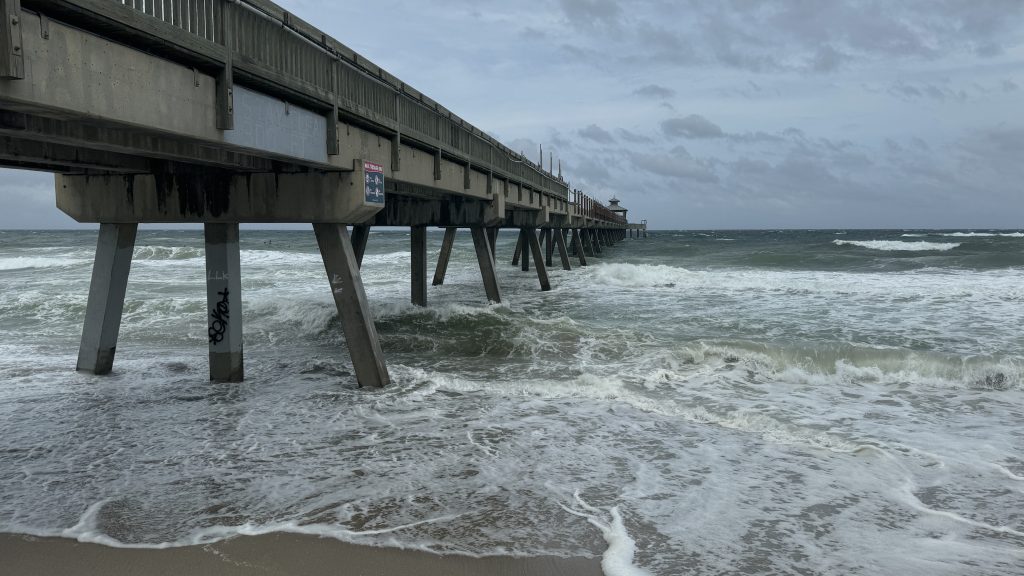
[1,228,1022,575]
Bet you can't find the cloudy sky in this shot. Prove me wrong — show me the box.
[3,0,1022,229]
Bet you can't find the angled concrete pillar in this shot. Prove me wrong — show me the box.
[520,229,530,271]
[525,228,551,291]
[433,227,457,286]
[471,227,502,304]
[204,223,244,382]
[411,225,427,306]
[591,230,603,255]
[313,223,390,388]
[351,225,371,268]
[76,223,138,375]
[554,228,572,271]
[511,230,523,265]
[572,229,589,266]
[487,227,498,261]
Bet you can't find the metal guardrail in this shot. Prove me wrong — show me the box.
[106,0,568,199]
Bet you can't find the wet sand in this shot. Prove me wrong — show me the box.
[0,532,602,575]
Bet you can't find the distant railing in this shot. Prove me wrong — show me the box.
[571,190,627,225]
[104,0,567,199]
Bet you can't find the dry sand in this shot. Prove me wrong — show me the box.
[0,532,603,576]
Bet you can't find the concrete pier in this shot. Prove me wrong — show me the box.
[313,223,390,388]
[520,229,530,272]
[76,223,138,375]
[204,223,243,382]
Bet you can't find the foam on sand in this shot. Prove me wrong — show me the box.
[560,491,652,576]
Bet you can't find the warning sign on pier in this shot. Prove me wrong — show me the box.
[363,161,385,205]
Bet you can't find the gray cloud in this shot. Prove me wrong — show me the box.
[633,84,676,99]
[629,146,718,183]
[578,124,616,144]
[661,115,725,139]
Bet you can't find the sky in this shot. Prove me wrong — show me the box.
[2,0,1022,229]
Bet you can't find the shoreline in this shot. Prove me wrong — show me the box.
[0,532,603,576]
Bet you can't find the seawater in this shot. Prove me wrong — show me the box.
[1,228,1022,575]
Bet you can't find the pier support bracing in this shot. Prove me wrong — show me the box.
[525,228,551,291]
[313,224,390,388]
[76,223,138,375]
[544,229,555,267]
[204,223,244,382]
[554,228,572,271]
[571,229,589,266]
[351,225,371,268]
[520,229,530,271]
[471,227,502,303]
[512,231,523,266]
[411,225,427,306]
[433,227,457,286]
[487,227,498,261]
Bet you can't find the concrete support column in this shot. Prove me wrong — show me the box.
[544,229,555,267]
[433,227,457,286]
[411,225,428,306]
[204,223,244,382]
[313,224,390,388]
[525,228,551,291]
[511,231,523,265]
[471,227,502,304]
[591,230,603,255]
[554,228,572,271]
[520,229,530,271]
[351,225,371,268]
[76,223,138,375]
[487,227,498,261]
[571,229,589,267]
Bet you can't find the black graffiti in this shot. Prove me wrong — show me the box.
[208,288,230,344]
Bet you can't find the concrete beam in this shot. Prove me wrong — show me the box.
[76,223,137,375]
[313,223,389,388]
[56,161,384,223]
[204,223,243,382]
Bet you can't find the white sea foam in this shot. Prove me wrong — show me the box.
[833,239,961,251]
[0,256,86,270]
[560,492,653,576]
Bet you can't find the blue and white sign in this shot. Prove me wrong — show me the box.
[363,161,385,205]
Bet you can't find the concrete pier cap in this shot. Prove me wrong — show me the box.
[56,159,386,223]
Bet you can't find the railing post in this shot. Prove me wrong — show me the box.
[0,0,24,79]
[215,0,234,130]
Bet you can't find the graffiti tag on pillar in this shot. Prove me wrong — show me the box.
[331,274,345,294]
[208,289,230,344]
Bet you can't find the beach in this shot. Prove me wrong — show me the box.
[0,533,601,575]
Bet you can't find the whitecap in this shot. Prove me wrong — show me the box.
[833,240,960,252]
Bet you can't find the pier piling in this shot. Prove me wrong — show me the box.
[525,228,551,291]
[313,224,390,388]
[76,223,138,375]
[433,227,457,286]
[204,223,244,382]
[471,227,502,303]
[411,225,428,306]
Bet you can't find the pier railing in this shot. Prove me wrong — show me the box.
[571,190,626,225]
[31,0,568,201]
